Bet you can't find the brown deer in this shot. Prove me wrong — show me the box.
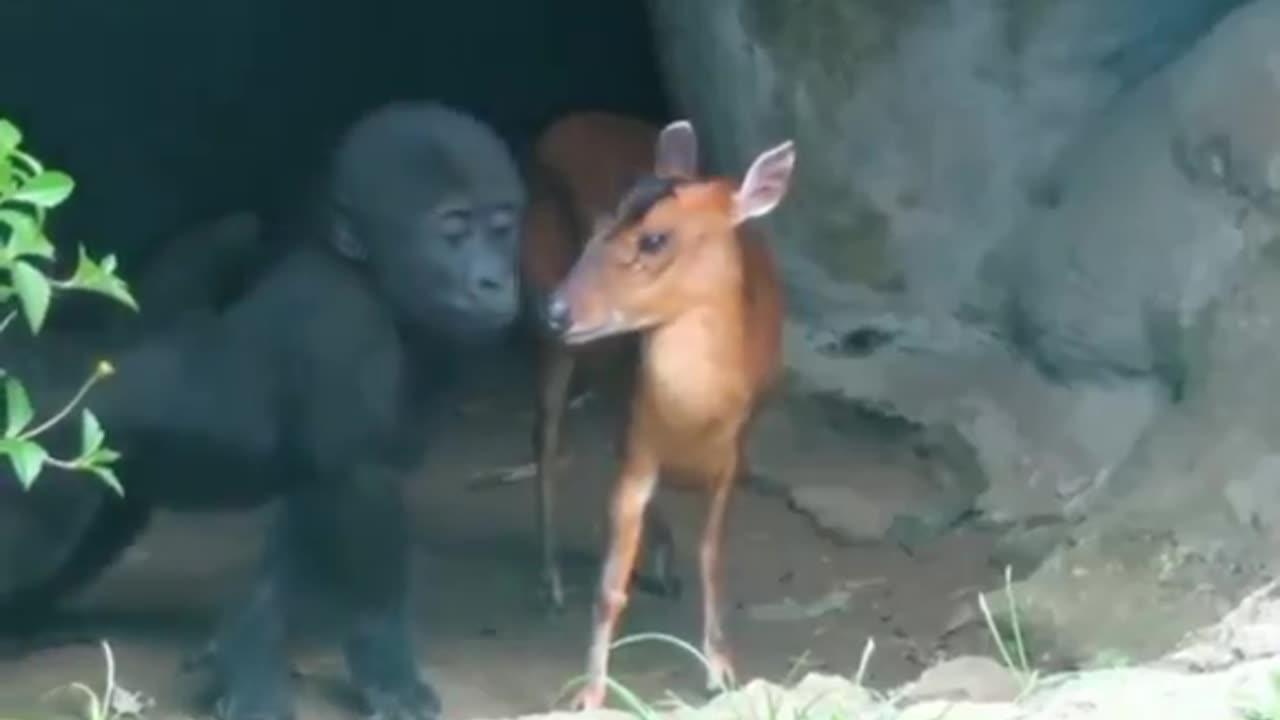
[543,119,795,709]
[518,112,682,610]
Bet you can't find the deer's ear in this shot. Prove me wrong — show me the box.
[654,120,699,180]
[732,140,796,224]
[589,213,612,236]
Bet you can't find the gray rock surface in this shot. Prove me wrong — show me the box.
[478,582,1280,720]
[649,0,1280,666]
[899,655,1023,704]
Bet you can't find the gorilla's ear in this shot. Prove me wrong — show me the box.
[333,221,367,261]
[330,200,368,261]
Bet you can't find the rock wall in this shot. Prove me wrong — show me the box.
[649,0,1246,318]
[649,0,1280,664]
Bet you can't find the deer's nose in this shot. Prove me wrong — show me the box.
[545,292,571,335]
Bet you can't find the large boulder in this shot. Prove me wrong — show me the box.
[650,0,1280,663]
[647,0,1251,534]
[953,0,1280,663]
[647,0,1246,317]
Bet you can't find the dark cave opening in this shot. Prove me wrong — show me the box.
[0,0,673,284]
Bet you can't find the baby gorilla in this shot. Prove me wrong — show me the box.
[0,101,524,720]
[194,101,524,720]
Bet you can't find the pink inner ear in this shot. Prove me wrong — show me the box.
[655,120,698,179]
[735,141,796,221]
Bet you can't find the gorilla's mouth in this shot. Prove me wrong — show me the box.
[463,306,518,329]
[414,301,517,339]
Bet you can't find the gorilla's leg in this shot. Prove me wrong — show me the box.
[209,471,436,720]
[206,509,295,720]
[327,472,438,720]
[342,587,437,720]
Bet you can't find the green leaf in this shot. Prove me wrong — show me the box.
[4,377,32,437]
[20,231,54,261]
[0,208,36,242]
[0,209,53,260]
[86,447,121,465]
[12,170,74,208]
[11,260,51,332]
[80,408,104,455]
[11,150,43,177]
[89,465,124,496]
[4,438,47,489]
[66,247,137,311]
[0,156,13,195]
[0,119,20,154]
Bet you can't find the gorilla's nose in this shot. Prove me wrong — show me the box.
[467,267,518,327]
[475,272,512,296]
[545,293,571,335]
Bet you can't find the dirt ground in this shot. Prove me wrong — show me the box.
[0,352,1002,720]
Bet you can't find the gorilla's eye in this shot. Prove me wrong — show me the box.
[490,206,514,231]
[637,231,669,255]
[438,210,470,245]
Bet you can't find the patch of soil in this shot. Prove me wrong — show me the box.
[0,354,1001,719]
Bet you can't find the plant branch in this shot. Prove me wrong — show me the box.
[21,367,106,439]
[41,454,83,471]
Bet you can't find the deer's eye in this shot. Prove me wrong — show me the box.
[637,231,669,255]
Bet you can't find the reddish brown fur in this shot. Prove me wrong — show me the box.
[520,112,658,304]
[547,122,794,710]
[518,112,679,611]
